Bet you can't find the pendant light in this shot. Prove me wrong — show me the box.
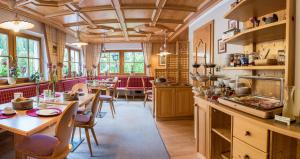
[157,30,172,56]
[100,34,108,58]
[71,12,88,47]
[0,13,34,32]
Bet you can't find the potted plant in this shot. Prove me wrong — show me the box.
[8,55,18,85]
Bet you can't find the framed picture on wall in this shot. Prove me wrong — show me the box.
[218,39,226,54]
[228,20,239,30]
[159,55,166,66]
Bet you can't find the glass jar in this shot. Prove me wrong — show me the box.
[282,86,296,119]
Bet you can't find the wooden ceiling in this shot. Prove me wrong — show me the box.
[0,0,220,43]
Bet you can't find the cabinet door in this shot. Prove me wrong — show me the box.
[175,88,193,116]
[156,88,175,117]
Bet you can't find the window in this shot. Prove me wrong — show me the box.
[64,47,81,77]
[63,48,69,77]
[124,51,145,74]
[0,33,9,77]
[16,36,40,78]
[71,49,80,75]
[99,52,120,74]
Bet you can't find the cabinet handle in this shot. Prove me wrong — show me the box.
[244,154,250,159]
[244,131,251,136]
[194,104,199,107]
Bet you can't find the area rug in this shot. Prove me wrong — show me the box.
[69,101,169,159]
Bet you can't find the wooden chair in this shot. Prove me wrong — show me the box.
[71,90,101,157]
[116,76,131,100]
[99,82,117,118]
[142,77,153,106]
[15,102,79,159]
[71,83,88,94]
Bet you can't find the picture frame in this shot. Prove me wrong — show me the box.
[228,20,239,30]
[218,39,226,54]
[159,55,166,66]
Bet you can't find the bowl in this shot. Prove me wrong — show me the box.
[235,87,251,96]
[223,79,235,87]
[11,98,33,110]
[196,75,209,82]
[228,82,245,90]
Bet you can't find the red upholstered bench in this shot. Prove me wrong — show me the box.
[98,76,153,90]
[0,85,37,104]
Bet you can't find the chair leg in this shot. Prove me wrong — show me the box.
[71,127,76,142]
[109,101,115,118]
[116,91,119,99]
[99,101,103,113]
[79,128,82,139]
[85,128,93,157]
[144,94,147,107]
[90,128,99,146]
[125,91,128,101]
[111,101,116,114]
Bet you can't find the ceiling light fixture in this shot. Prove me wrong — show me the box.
[71,12,88,47]
[157,30,172,56]
[0,14,34,32]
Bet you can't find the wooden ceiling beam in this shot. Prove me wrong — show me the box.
[111,0,129,40]
[151,0,168,26]
[63,18,183,27]
[168,0,221,42]
[45,10,73,18]
[65,3,97,28]
[164,5,197,12]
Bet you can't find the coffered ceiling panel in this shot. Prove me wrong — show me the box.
[85,10,117,20]
[78,0,112,7]
[0,0,220,42]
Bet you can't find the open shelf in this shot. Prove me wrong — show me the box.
[221,151,230,159]
[212,128,231,142]
[224,20,286,45]
[223,65,285,70]
[224,0,286,21]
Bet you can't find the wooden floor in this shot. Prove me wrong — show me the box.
[156,120,198,159]
[0,100,197,159]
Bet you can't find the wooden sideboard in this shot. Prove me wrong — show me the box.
[152,84,193,120]
[194,96,300,159]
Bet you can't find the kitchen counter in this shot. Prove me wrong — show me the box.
[152,84,193,121]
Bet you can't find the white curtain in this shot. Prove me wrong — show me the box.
[142,42,152,76]
[84,44,101,75]
[56,31,66,80]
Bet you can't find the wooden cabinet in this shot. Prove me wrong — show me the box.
[233,137,267,159]
[175,87,194,116]
[233,117,268,152]
[156,88,175,117]
[194,98,210,159]
[154,86,193,120]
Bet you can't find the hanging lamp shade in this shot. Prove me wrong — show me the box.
[71,12,88,47]
[0,14,34,32]
[157,31,172,56]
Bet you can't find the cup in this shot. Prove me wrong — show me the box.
[43,90,52,98]
[14,92,23,99]
[3,107,14,114]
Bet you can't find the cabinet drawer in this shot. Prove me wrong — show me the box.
[233,138,267,159]
[233,117,268,152]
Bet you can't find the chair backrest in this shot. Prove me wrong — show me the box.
[89,90,101,125]
[126,76,131,88]
[71,83,88,94]
[53,101,78,156]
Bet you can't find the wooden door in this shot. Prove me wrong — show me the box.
[175,88,193,116]
[195,100,210,159]
[155,88,175,117]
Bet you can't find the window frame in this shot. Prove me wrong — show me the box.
[64,46,81,77]
[98,50,145,75]
[99,51,121,75]
[0,29,11,77]
[14,33,42,78]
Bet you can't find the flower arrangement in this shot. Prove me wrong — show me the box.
[49,66,58,96]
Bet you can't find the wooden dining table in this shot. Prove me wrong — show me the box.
[0,92,95,159]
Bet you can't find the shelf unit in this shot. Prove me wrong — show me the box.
[212,128,231,142]
[223,65,285,70]
[224,20,286,45]
[223,0,295,86]
[224,0,286,21]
